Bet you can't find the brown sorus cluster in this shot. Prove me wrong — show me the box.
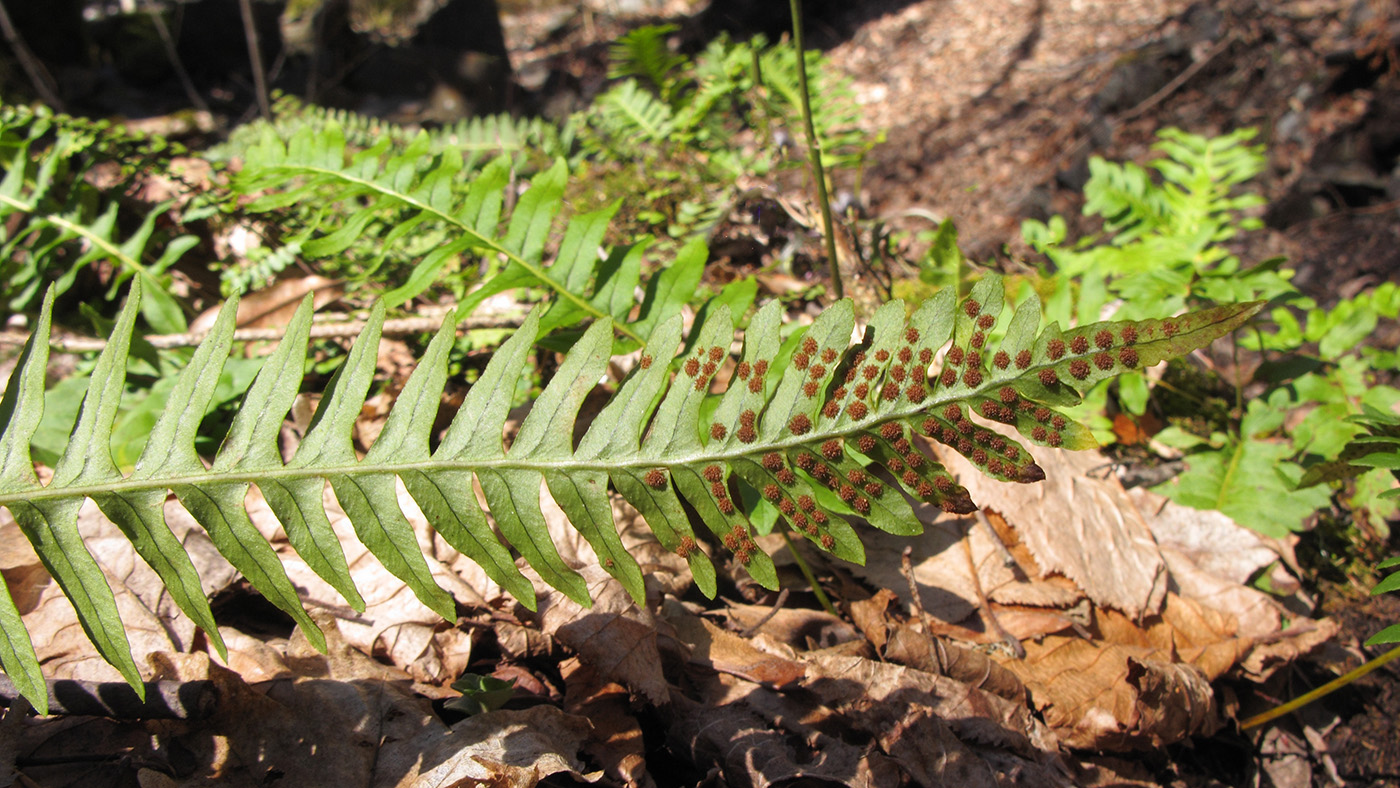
[821,439,843,460]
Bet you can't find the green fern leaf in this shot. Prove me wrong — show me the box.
[236,120,689,346]
[0,276,1262,713]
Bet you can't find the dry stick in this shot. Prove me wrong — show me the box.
[0,312,526,353]
[738,587,790,638]
[973,509,1018,569]
[960,528,1026,658]
[0,1,63,111]
[1117,35,1233,123]
[148,7,212,116]
[901,545,949,672]
[237,0,271,119]
[788,0,843,300]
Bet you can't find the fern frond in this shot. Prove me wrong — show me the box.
[587,79,677,150]
[0,274,1262,712]
[234,119,700,344]
[608,24,688,104]
[0,105,196,332]
[215,94,571,169]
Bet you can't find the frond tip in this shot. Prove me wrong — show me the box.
[0,277,1263,712]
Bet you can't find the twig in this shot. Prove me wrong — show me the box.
[961,527,1026,658]
[973,509,1019,569]
[0,0,64,110]
[1117,34,1233,122]
[738,587,790,638]
[788,0,843,300]
[147,5,212,116]
[0,676,217,720]
[0,312,526,353]
[901,545,950,671]
[237,0,271,119]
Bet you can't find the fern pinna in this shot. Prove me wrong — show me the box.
[0,277,1259,713]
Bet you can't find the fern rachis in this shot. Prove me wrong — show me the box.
[0,275,1260,714]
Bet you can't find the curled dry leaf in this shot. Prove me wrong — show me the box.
[937,439,1168,618]
[994,592,1241,750]
[668,684,905,788]
[406,706,599,788]
[530,565,670,704]
[666,601,807,689]
[562,657,655,788]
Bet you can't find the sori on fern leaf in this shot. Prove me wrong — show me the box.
[0,276,1261,714]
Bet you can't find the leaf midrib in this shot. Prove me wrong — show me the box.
[0,399,943,507]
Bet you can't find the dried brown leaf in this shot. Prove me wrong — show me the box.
[667,687,902,788]
[937,440,1168,618]
[718,602,861,650]
[997,629,1222,750]
[531,565,670,704]
[804,653,1061,759]
[562,657,655,788]
[666,603,807,689]
[403,706,599,788]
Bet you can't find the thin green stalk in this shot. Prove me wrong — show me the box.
[788,0,843,300]
[781,531,837,616]
[1240,644,1400,730]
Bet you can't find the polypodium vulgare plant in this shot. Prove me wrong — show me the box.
[0,275,1260,713]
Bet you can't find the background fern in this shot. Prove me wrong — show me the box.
[0,105,197,333]
[230,117,721,344]
[0,271,1259,715]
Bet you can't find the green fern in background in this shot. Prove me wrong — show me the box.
[232,118,734,345]
[579,27,876,238]
[1022,126,1400,542]
[0,105,197,333]
[1023,127,1293,326]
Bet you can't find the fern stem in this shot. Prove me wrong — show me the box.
[268,161,643,344]
[781,531,837,616]
[0,194,158,284]
[788,0,844,300]
[1239,643,1400,730]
